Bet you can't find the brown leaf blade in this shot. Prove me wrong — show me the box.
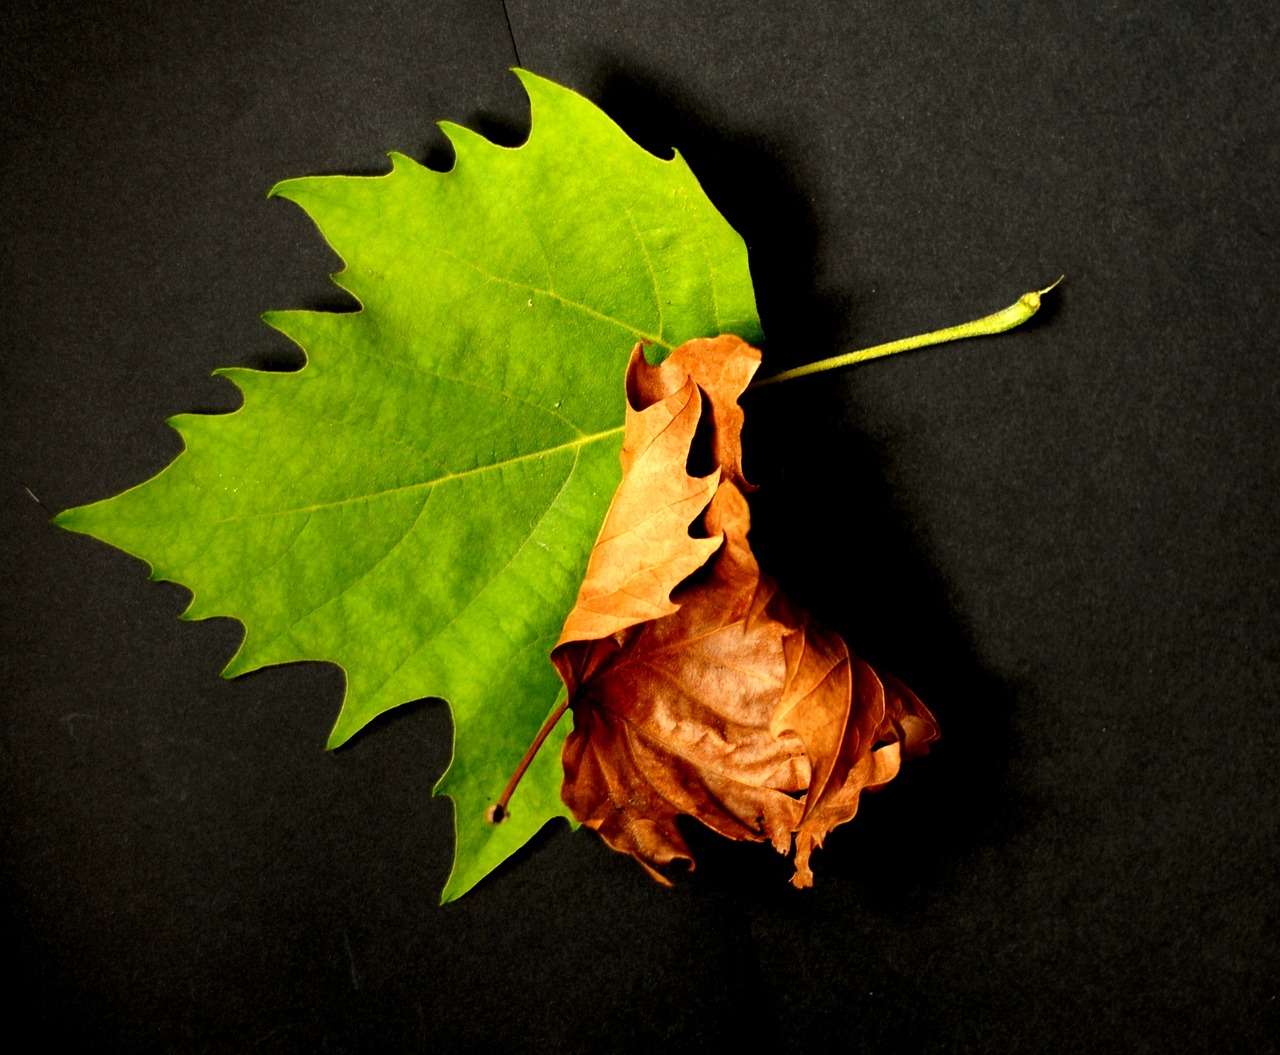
[552,335,939,887]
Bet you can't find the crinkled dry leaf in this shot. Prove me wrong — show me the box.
[551,336,939,887]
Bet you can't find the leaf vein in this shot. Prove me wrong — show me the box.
[124,427,624,526]
[622,203,664,341]
[199,511,315,612]
[360,447,587,711]
[262,485,438,660]
[437,247,671,350]
[343,344,584,438]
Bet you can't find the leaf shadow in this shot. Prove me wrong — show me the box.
[743,395,1031,900]
[584,62,1030,899]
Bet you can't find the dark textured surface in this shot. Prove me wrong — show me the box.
[4,1,1277,1051]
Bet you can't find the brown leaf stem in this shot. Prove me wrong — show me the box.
[487,695,571,824]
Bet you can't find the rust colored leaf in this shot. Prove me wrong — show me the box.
[551,335,939,887]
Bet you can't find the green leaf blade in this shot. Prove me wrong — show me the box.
[56,70,760,899]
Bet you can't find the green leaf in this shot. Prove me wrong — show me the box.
[54,70,762,901]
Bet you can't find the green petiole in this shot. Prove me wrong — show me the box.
[750,277,1063,388]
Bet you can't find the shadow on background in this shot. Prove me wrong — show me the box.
[585,63,1031,900]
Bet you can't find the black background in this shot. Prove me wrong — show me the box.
[4,1,1277,1051]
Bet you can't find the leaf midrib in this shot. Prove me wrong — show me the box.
[118,426,626,527]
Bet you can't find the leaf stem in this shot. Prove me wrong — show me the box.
[487,693,571,824]
[750,278,1063,388]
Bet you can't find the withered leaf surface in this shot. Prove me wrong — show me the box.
[552,336,939,887]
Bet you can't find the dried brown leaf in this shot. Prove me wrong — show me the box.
[552,335,939,887]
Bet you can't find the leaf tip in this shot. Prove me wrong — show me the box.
[50,502,102,537]
[509,66,542,90]
[259,309,290,335]
[511,68,578,130]
[325,716,358,751]
[219,657,245,680]
[162,413,201,440]
[266,175,318,204]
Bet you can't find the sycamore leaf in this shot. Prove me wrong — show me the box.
[53,70,762,902]
[551,337,939,887]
